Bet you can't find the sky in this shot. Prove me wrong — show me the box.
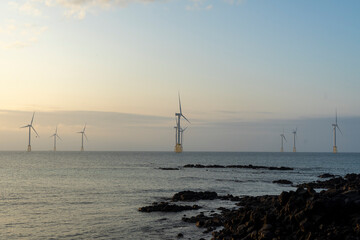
[0,0,360,152]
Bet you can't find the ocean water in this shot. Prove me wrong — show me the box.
[0,152,359,239]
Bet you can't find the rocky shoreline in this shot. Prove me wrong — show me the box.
[139,173,360,239]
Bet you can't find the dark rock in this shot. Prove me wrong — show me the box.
[318,173,336,178]
[177,233,184,238]
[273,179,293,185]
[183,164,293,171]
[172,191,218,202]
[158,167,179,170]
[138,202,201,212]
[211,174,360,239]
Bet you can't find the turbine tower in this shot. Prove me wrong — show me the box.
[20,112,39,152]
[332,111,342,153]
[174,94,190,153]
[77,124,88,152]
[280,130,286,152]
[292,128,297,152]
[50,126,61,151]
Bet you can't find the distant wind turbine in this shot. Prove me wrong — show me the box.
[174,93,190,153]
[20,112,39,152]
[77,124,88,152]
[332,111,342,153]
[280,129,286,152]
[50,126,61,152]
[292,128,297,152]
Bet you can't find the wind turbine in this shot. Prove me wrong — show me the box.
[50,126,61,152]
[77,124,88,152]
[174,93,190,153]
[280,130,286,152]
[292,128,297,152]
[332,111,342,153]
[20,112,39,152]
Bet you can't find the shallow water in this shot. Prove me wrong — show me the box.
[0,152,359,239]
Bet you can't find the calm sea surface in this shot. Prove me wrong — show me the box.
[0,152,359,239]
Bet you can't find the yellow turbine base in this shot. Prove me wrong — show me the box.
[27,145,31,152]
[175,144,183,153]
[333,146,337,153]
[293,147,296,153]
[81,147,84,152]
[280,147,284,153]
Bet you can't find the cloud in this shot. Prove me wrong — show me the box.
[39,0,158,19]
[0,21,48,49]
[8,1,43,17]
[186,0,214,11]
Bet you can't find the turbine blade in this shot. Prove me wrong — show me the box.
[284,136,287,142]
[337,125,343,135]
[55,126,58,134]
[178,93,182,114]
[181,114,190,124]
[32,126,39,137]
[20,125,29,128]
[84,133,88,141]
[30,112,35,125]
[183,127,187,131]
[335,110,338,125]
[57,135,62,141]
[83,124,87,132]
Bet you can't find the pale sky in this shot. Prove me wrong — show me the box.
[0,0,360,151]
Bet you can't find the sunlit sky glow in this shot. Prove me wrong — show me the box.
[1,0,360,151]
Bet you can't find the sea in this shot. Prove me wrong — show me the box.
[0,152,359,240]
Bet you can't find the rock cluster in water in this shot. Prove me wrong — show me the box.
[140,173,360,239]
[183,164,293,171]
[273,179,293,185]
[138,202,201,212]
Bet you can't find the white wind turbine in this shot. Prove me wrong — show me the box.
[174,93,190,153]
[332,111,342,153]
[280,129,287,152]
[50,126,62,152]
[292,128,297,152]
[77,124,88,152]
[20,112,39,152]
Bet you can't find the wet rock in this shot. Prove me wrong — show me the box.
[172,191,218,202]
[318,173,336,178]
[138,202,201,212]
[158,167,179,170]
[183,164,293,171]
[273,179,293,185]
[177,233,184,238]
[210,174,360,240]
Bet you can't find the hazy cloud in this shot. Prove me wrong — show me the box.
[8,1,43,17]
[0,20,48,49]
